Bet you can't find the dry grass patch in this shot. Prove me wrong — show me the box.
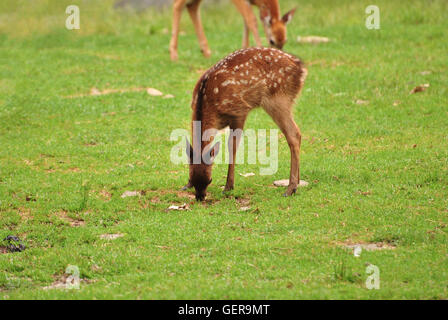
[54,211,85,227]
[337,241,397,252]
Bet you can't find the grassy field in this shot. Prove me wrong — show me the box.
[0,0,447,299]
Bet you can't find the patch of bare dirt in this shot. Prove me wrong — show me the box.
[43,274,94,290]
[99,189,112,201]
[356,190,372,196]
[150,196,161,203]
[99,233,124,240]
[355,99,369,105]
[69,220,85,227]
[237,198,250,206]
[176,191,195,200]
[337,241,396,251]
[135,188,222,206]
[237,198,251,211]
[65,86,170,98]
[18,207,33,221]
[155,245,172,250]
[121,190,143,198]
[54,211,85,227]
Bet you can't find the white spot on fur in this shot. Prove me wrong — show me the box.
[221,79,235,87]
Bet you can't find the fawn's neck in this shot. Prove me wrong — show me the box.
[252,0,280,21]
[191,116,217,151]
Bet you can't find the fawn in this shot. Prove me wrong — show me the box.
[184,47,307,201]
[170,0,296,60]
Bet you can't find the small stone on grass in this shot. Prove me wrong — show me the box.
[273,179,309,187]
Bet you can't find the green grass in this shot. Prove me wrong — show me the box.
[0,0,447,299]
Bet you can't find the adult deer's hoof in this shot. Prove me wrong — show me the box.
[202,48,212,59]
[170,49,178,61]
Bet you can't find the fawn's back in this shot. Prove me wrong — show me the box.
[192,47,307,129]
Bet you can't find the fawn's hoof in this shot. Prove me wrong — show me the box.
[282,187,297,197]
[181,184,192,191]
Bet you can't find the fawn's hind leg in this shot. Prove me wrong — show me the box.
[279,116,301,196]
[263,98,301,196]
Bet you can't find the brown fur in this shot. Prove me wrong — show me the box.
[170,0,296,60]
[185,47,307,200]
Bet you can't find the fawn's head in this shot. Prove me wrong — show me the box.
[262,8,296,50]
[186,138,220,201]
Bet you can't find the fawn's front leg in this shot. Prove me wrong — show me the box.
[181,180,193,191]
[224,118,245,192]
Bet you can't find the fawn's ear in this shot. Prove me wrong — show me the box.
[282,8,296,25]
[185,138,194,162]
[203,141,220,165]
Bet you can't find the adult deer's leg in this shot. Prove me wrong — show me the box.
[187,0,211,58]
[231,0,262,47]
[224,117,246,192]
[170,0,187,61]
[263,99,301,196]
[242,21,250,48]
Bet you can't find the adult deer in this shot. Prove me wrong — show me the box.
[184,47,307,201]
[170,0,296,60]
